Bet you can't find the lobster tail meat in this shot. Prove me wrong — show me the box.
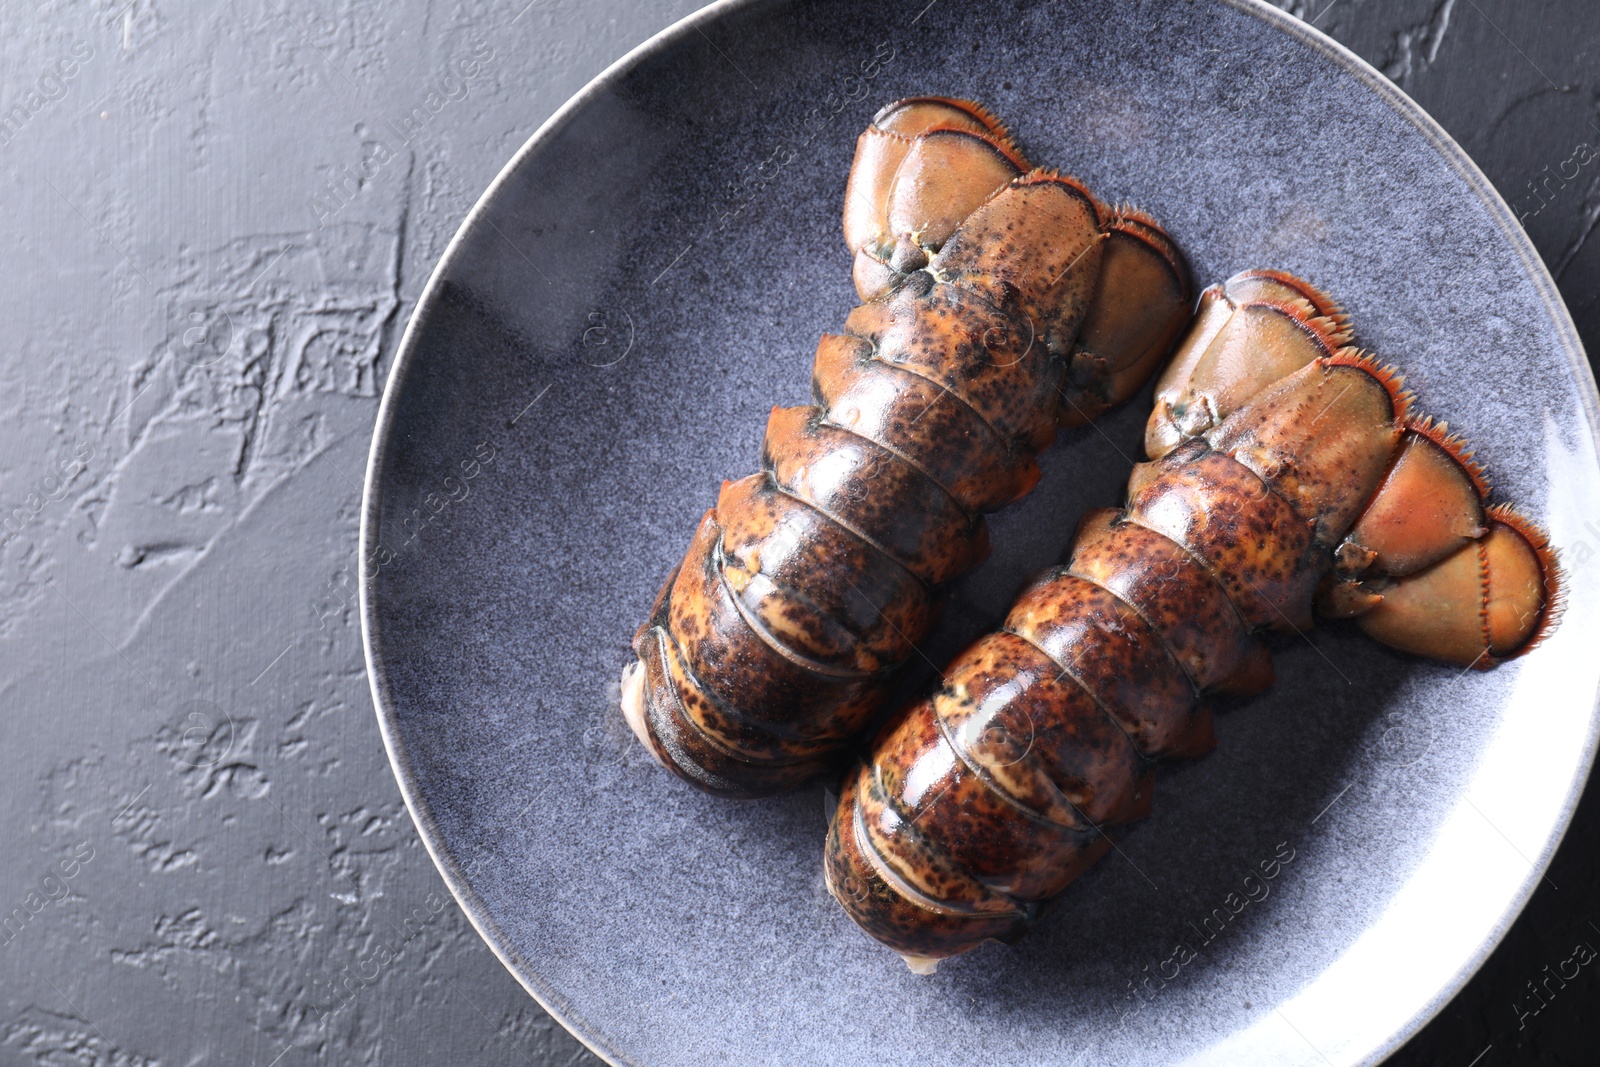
[626,100,1193,798]
[826,268,1563,967]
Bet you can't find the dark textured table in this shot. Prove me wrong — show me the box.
[1,2,1594,1064]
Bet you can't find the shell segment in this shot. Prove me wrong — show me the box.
[1206,351,1406,546]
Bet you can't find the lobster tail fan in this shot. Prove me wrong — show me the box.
[1322,402,1558,666]
[844,99,1029,303]
[1408,415,1492,499]
[1484,504,1564,658]
[1060,204,1192,427]
[1145,268,1350,459]
[871,96,1023,154]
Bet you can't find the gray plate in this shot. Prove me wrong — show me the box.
[359,1,1600,1063]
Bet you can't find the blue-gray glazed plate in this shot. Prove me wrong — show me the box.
[360,1,1600,1064]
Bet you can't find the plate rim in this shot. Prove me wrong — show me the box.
[358,2,1600,1064]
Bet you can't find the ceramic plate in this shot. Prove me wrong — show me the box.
[360,1,1600,1063]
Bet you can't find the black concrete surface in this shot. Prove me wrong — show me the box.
[0,1,1594,1064]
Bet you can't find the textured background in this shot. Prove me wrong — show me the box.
[0,1,1595,1065]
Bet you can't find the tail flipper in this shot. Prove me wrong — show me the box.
[1060,206,1192,427]
[842,97,1027,302]
[1144,269,1351,457]
[1316,420,1562,666]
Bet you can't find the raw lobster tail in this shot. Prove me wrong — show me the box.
[623,99,1193,798]
[826,269,1561,968]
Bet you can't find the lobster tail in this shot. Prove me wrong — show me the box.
[628,101,1193,797]
[829,353,1398,965]
[827,269,1563,966]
